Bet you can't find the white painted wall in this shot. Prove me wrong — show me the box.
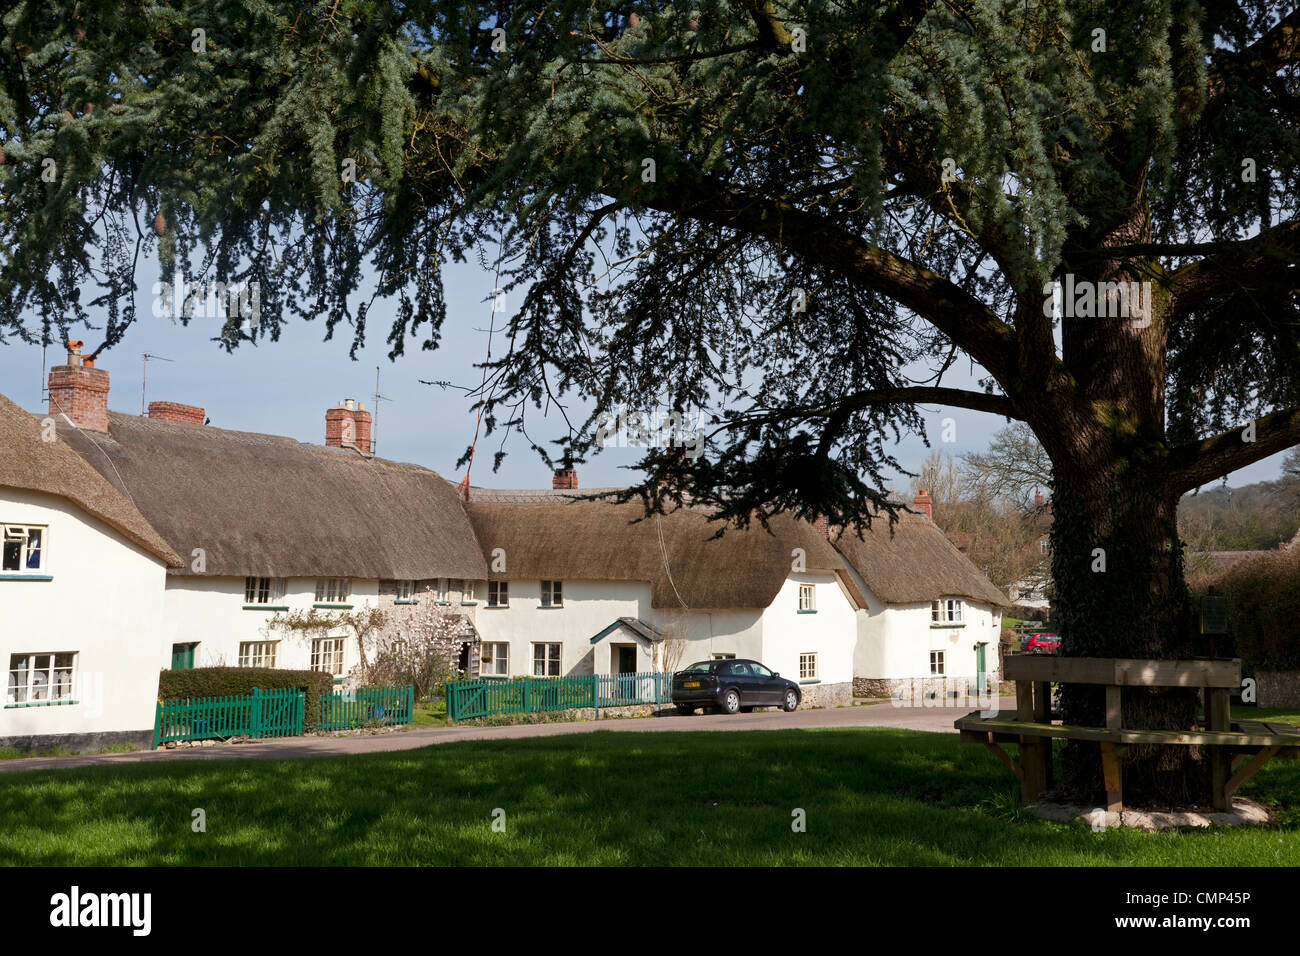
[758,572,857,687]
[854,597,1003,683]
[474,578,651,676]
[654,608,766,671]
[162,576,381,677]
[1,488,169,737]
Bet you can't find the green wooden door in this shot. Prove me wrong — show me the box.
[975,643,987,696]
[171,642,197,670]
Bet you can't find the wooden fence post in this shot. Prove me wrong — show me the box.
[251,687,263,739]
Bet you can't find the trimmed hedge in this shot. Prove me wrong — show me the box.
[157,667,334,731]
[1189,547,1300,670]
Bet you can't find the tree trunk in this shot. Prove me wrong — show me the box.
[1049,461,1208,805]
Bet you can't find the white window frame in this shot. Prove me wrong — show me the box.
[799,652,818,680]
[2,524,46,574]
[394,579,415,602]
[7,652,76,704]
[488,581,509,608]
[798,584,816,612]
[462,580,476,603]
[540,580,563,608]
[930,650,946,676]
[314,578,351,604]
[238,641,279,668]
[244,576,285,605]
[931,598,964,624]
[481,642,509,676]
[311,637,346,676]
[532,643,562,677]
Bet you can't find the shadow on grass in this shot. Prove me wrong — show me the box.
[0,728,1295,866]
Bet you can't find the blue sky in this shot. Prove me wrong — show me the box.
[0,252,1290,493]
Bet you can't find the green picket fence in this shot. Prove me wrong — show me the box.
[153,687,304,748]
[447,672,673,721]
[318,685,414,730]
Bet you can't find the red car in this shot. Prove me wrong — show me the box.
[1021,632,1061,653]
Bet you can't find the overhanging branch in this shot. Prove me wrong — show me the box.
[1165,406,1300,495]
[1169,218,1300,316]
[721,386,1021,433]
[628,171,1020,386]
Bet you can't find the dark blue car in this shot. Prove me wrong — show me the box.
[671,659,801,715]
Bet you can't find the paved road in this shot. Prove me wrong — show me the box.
[0,697,1014,775]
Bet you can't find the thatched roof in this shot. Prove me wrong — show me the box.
[0,394,181,566]
[466,491,863,610]
[61,411,488,580]
[832,509,1010,607]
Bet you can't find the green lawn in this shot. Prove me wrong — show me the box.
[412,699,448,727]
[1,727,1297,866]
[1233,706,1300,726]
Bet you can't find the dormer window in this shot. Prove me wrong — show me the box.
[315,578,351,605]
[244,576,285,605]
[798,584,816,612]
[931,598,963,625]
[2,525,45,573]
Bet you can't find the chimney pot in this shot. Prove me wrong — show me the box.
[65,340,83,366]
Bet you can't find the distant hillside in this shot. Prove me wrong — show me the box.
[1179,473,1300,553]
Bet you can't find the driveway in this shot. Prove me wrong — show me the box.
[0,696,1014,774]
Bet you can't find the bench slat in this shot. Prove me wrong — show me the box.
[955,711,1300,747]
[1002,655,1240,688]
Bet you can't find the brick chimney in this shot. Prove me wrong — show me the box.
[812,514,831,539]
[552,465,578,490]
[325,398,372,453]
[48,341,110,431]
[148,401,205,425]
[913,490,933,519]
[1034,490,1046,507]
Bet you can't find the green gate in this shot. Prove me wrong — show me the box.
[153,687,304,747]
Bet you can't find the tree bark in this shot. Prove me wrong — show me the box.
[1039,227,1210,805]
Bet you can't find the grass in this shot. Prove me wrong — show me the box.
[0,727,1296,866]
[411,699,448,727]
[0,742,140,760]
[1232,706,1300,726]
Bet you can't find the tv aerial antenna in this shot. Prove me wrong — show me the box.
[141,353,173,415]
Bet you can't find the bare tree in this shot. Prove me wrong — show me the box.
[654,611,691,673]
[961,423,1053,513]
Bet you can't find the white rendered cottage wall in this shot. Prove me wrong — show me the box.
[757,572,857,707]
[1,488,169,746]
[655,608,766,669]
[474,579,652,676]
[866,600,1002,698]
[161,576,379,675]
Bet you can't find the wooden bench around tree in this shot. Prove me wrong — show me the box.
[955,655,1300,812]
